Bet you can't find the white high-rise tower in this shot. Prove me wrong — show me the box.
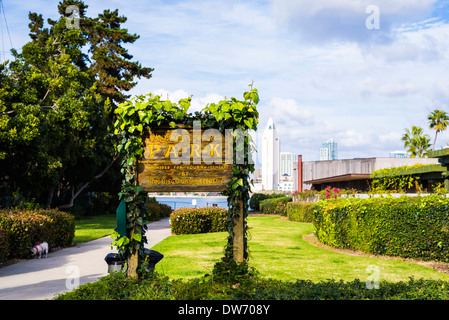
[262,118,280,190]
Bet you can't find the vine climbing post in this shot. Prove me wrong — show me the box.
[233,198,245,263]
[127,159,140,279]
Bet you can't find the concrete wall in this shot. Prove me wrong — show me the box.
[302,157,439,186]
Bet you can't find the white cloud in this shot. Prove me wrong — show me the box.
[273,0,437,43]
[357,77,417,98]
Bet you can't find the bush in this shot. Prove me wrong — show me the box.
[146,203,161,221]
[249,193,285,211]
[259,196,292,216]
[0,209,75,260]
[159,204,172,218]
[42,209,76,247]
[0,225,10,265]
[287,202,316,222]
[312,195,449,262]
[54,271,449,300]
[146,202,173,221]
[170,207,228,235]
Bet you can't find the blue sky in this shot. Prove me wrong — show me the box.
[2,0,449,164]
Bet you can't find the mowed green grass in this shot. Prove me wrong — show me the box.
[73,214,117,244]
[151,215,449,283]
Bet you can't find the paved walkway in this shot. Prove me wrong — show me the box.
[0,218,172,300]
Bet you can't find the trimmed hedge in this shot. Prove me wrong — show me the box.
[55,271,449,300]
[312,195,449,262]
[259,196,292,216]
[0,225,9,265]
[146,202,172,221]
[170,207,228,235]
[249,193,286,211]
[0,209,75,262]
[287,202,316,223]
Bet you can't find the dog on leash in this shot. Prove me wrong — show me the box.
[31,242,48,258]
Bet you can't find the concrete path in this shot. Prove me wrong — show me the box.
[0,217,172,300]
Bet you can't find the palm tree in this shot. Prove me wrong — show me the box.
[428,109,449,150]
[414,133,432,157]
[401,126,431,158]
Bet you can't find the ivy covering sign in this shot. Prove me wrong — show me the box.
[111,84,259,278]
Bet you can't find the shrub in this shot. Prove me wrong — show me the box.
[249,193,285,211]
[146,199,172,221]
[0,209,75,260]
[259,196,292,216]
[292,187,358,202]
[170,207,228,235]
[0,225,10,265]
[54,271,449,300]
[146,203,161,221]
[159,204,172,218]
[42,209,75,247]
[312,195,449,261]
[287,202,316,222]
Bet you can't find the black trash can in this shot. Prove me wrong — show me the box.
[105,253,124,273]
[143,249,164,273]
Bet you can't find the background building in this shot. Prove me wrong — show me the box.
[252,168,263,191]
[320,138,338,161]
[302,157,439,191]
[390,151,411,158]
[280,152,296,176]
[278,152,296,192]
[262,118,280,190]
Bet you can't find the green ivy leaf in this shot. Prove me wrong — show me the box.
[131,233,142,242]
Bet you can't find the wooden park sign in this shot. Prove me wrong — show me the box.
[113,87,259,278]
[137,124,233,192]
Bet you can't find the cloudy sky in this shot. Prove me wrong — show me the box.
[2,0,449,165]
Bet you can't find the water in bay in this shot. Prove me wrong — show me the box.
[155,196,228,210]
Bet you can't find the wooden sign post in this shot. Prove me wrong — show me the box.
[233,199,245,263]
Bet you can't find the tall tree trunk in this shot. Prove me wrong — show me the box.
[46,186,55,209]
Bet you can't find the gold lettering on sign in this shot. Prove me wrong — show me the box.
[137,124,234,192]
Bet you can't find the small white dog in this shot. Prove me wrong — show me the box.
[31,242,48,259]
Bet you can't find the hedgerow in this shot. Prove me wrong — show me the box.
[286,202,316,223]
[259,196,292,216]
[312,195,449,261]
[0,209,75,262]
[249,193,286,211]
[54,271,449,300]
[170,207,228,235]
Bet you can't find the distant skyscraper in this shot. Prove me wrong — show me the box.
[280,152,296,176]
[320,138,338,161]
[279,152,296,192]
[262,118,280,190]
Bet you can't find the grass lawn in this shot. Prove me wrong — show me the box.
[151,215,449,283]
[73,214,116,244]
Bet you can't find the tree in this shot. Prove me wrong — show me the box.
[428,109,449,150]
[401,126,431,158]
[0,0,153,210]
